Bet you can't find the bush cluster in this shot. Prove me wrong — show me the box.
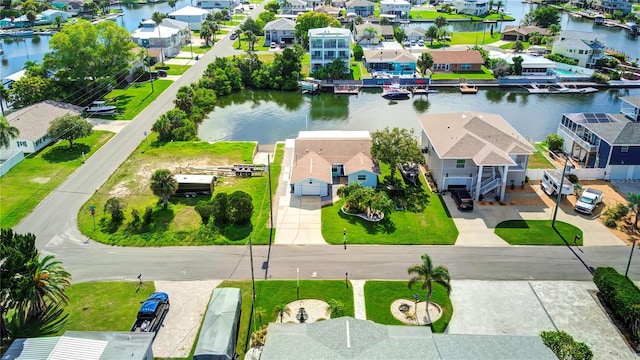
[545,53,579,66]
[194,191,253,226]
[602,203,628,228]
[590,72,610,84]
[540,330,593,360]
[593,267,640,343]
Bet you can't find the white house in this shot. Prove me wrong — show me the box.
[263,18,296,45]
[200,0,239,9]
[308,27,352,73]
[418,112,534,202]
[290,131,380,196]
[593,0,632,14]
[404,27,426,42]
[380,0,411,18]
[3,101,84,154]
[280,0,308,14]
[552,30,606,68]
[169,6,210,31]
[453,0,489,16]
[345,0,375,17]
[131,18,190,61]
[495,53,557,76]
[39,9,71,24]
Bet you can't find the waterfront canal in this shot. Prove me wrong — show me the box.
[198,87,640,145]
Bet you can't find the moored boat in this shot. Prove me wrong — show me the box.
[85,101,117,116]
[381,84,410,100]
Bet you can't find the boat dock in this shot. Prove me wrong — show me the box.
[299,80,320,94]
[334,84,360,95]
[522,83,599,94]
[459,84,478,94]
[411,86,433,97]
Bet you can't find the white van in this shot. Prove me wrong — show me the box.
[541,169,573,196]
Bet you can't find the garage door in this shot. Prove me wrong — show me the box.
[608,165,628,180]
[300,183,323,196]
[446,177,470,190]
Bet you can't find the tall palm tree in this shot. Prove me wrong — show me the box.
[245,30,257,51]
[495,0,503,12]
[28,254,72,320]
[0,116,19,149]
[272,303,290,323]
[407,253,450,324]
[150,169,178,209]
[235,29,243,49]
[416,52,433,77]
[152,12,168,65]
[326,299,345,318]
[425,25,438,46]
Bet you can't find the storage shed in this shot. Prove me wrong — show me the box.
[193,288,242,360]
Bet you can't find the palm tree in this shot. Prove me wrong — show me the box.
[425,25,438,46]
[434,15,447,29]
[235,29,243,49]
[416,52,433,77]
[407,253,450,324]
[174,86,194,112]
[151,12,168,65]
[245,30,257,51]
[54,15,62,30]
[27,254,71,320]
[150,169,178,209]
[363,26,378,44]
[488,0,494,11]
[254,306,267,327]
[272,303,290,323]
[0,116,19,149]
[168,0,177,11]
[326,299,345,318]
[201,20,213,46]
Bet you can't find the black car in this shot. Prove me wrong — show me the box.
[451,189,474,210]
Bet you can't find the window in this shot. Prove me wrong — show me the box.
[17,141,27,147]
[456,159,465,168]
[621,146,629,153]
[578,50,584,55]
[461,64,471,70]
[357,174,366,181]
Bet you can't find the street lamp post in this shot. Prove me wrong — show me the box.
[343,228,346,250]
[144,45,154,93]
[345,271,349,289]
[552,154,573,228]
[626,239,636,278]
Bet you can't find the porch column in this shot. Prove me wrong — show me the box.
[474,165,483,201]
[499,166,508,201]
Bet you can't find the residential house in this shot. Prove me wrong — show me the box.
[345,0,375,17]
[501,25,550,41]
[65,1,85,15]
[3,101,84,154]
[556,96,640,180]
[314,4,342,16]
[290,131,379,196]
[39,9,71,24]
[260,317,557,359]
[363,49,416,75]
[496,53,557,76]
[552,30,606,68]
[168,6,210,31]
[263,18,296,45]
[418,112,534,201]
[593,0,632,14]
[453,0,488,16]
[426,50,484,73]
[280,0,308,14]
[354,23,383,45]
[200,0,239,9]
[0,18,13,29]
[332,0,347,7]
[380,0,411,18]
[131,18,190,61]
[308,27,352,73]
[404,26,426,42]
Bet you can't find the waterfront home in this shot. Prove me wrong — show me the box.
[200,0,239,9]
[354,23,383,45]
[263,18,296,45]
[290,131,379,196]
[453,0,489,16]
[280,0,308,14]
[593,0,632,15]
[131,19,190,61]
[0,18,13,29]
[494,53,557,76]
[418,112,534,201]
[40,9,71,24]
[65,1,85,15]
[363,49,416,75]
[308,27,352,73]
[552,30,606,68]
[314,4,342,16]
[168,6,210,31]
[2,101,83,154]
[404,27,426,42]
[346,0,375,17]
[380,0,411,18]
[501,25,550,42]
[422,50,484,73]
[557,96,640,180]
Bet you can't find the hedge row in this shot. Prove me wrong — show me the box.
[540,331,593,360]
[593,267,640,341]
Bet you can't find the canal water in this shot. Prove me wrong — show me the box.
[198,87,640,145]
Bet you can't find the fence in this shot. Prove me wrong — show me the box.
[0,150,24,177]
[526,167,606,181]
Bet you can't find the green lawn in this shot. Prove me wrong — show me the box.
[410,9,514,22]
[494,220,583,245]
[104,80,173,120]
[182,44,212,54]
[500,41,531,50]
[233,36,270,51]
[321,164,458,245]
[447,31,501,45]
[430,66,494,80]
[350,60,370,80]
[301,53,310,76]
[219,280,355,359]
[59,281,156,333]
[77,141,283,246]
[529,143,555,169]
[153,64,191,75]
[0,131,114,229]
[364,281,453,333]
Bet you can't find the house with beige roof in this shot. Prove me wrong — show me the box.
[425,50,484,73]
[363,49,416,75]
[501,25,550,42]
[290,131,380,196]
[418,112,534,201]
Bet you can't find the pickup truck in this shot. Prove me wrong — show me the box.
[574,188,604,214]
[131,292,170,335]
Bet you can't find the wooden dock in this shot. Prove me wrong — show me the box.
[334,84,360,95]
[411,86,430,96]
[459,84,478,94]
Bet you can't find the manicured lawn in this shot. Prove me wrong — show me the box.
[495,220,583,245]
[0,131,114,229]
[233,36,270,51]
[430,66,494,80]
[500,41,531,50]
[350,60,370,80]
[256,53,276,63]
[321,164,458,245]
[448,31,501,45]
[301,53,310,76]
[219,280,355,358]
[104,80,173,120]
[182,44,212,54]
[153,64,190,75]
[529,143,555,169]
[410,9,468,20]
[59,281,156,333]
[364,281,453,333]
[77,141,283,246]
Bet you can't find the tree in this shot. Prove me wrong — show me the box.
[211,192,229,225]
[363,26,378,43]
[512,55,524,75]
[436,27,450,47]
[227,191,253,225]
[371,127,424,184]
[8,75,53,108]
[495,0,503,12]
[488,0,494,11]
[434,15,447,28]
[416,52,433,77]
[200,20,214,46]
[47,114,93,149]
[272,303,290,323]
[245,30,257,51]
[264,1,279,12]
[545,133,564,152]
[27,254,71,320]
[104,197,126,223]
[174,86,194,113]
[235,29,243,49]
[240,17,261,36]
[523,6,560,28]
[337,182,393,217]
[326,299,345,318]
[150,169,177,209]
[425,25,438,46]
[168,0,177,10]
[254,306,267,327]
[152,12,168,65]
[0,116,19,149]
[152,109,189,141]
[379,16,390,25]
[54,15,62,30]
[628,193,640,230]
[194,200,215,225]
[353,44,364,61]
[325,58,347,80]
[513,40,524,53]
[407,253,450,324]
[295,12,341,48]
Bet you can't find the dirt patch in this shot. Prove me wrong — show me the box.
[279,299,330,323]
[31,177,51,184]
[109,181,131,198]
[390,299,442,325]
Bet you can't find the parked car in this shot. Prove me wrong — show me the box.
[234,7,244,13]
[451,189,474,210]
[230,32,238,40]
[417,40,424,46]
[575,188,604,214]
[131,292,170,335]
[157,69,167,78]
[223,14,232,21]
[270,41,277,49]
[279,41,286,48]
[249,4,254,9]
[403,41,410,47]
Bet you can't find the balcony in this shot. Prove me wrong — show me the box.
[558,125,597,152]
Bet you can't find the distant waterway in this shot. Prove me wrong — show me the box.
[198,87,640,145]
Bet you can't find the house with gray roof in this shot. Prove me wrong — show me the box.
[263,18,296,45]
[260,317,556,359]
[552,30,606,67]
[557,96,640,180]
[346,0,375,17]
[418,112,535,201]
[404,26,426,42]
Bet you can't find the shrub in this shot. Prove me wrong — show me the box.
[603,203,628,221]
[142,206,153,230]
[590,72,610,84]
[545,53,579,66]
[353,45,364,61]
[540,330,593,360]
[227,191,254,225]
[546,133,564,152]
[104,197,126,223]
[195,200,215,225]
[593,267,640,343]
[603,216,617,228]
[566,174,579,184]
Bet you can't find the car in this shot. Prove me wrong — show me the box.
[242,0,250,3]
[230,32,238,40]
[410,40,416,46]
[270,41,277,49]
[249,4,254,9]
[279,41,286,48]
[157,69,167,78]
[234,7,244,13]
[131,292,170,334]
[403,41,410,47]
[451,189,474,210]
[223,14,231,21]
[417,40,424,46]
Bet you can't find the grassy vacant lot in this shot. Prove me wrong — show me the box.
[321,164,458,245]
[153,64,191,75]
[77,140,283,246]
[182,44,212,54]
[219,280,355,359]
[448,31,501,45]
[105,80,173,120]
[529,143,555,169]
[234,36,270,51]
[410,9,514,21]
[0,131,114,229]
[495,220,583,245]
[430,66,494,80]
[364,281,453,333]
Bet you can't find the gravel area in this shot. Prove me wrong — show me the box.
[390,299,442,325]
[279,299,330,323]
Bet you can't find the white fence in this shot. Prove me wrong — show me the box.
[0,150,24,177]
[526,167,606,181]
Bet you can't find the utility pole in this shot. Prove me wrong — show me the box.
[552,154,572,228]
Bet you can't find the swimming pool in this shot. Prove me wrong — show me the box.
[553,68,593,79]
[554,69,575,76]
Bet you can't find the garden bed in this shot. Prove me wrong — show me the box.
[341,206,384,222]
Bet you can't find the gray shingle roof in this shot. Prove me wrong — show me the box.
[264,18,296,31]
[6,100,83,141]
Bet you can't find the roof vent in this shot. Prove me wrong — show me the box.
[461,114,466,119]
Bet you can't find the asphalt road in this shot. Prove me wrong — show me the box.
[13,8,640,284]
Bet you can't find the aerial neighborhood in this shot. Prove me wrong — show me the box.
[4,0,640,358]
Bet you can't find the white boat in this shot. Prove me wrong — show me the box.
[10,30,34,37]
[85,101,117,116]
[381,84,410,100]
